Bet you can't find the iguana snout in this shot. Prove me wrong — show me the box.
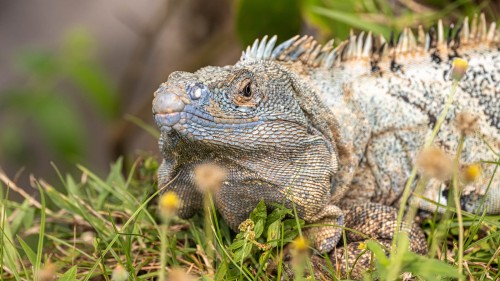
[153,89,185,132]
[152,77,214,136]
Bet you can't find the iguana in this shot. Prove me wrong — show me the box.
[152,14,499,278]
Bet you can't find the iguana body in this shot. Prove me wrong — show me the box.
[152,15,499,278]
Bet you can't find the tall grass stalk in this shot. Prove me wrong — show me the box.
[453,136,466,275]
[389,78,460,280]
[159,224,168,281]
[203,194,215,275]
[34,184,46,281]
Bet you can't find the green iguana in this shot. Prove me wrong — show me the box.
[152,14,499,278]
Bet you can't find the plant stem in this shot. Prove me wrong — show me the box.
[204,194,214,275]
[159,223,169,281]
[390,80,459,280]
[453,135,465,276]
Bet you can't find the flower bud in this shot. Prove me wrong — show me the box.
[168,268,197,281]
[451,58,469,81]
[416,147,453,180]
[238,219,254,232]
[462,163,482,183]
[159,191,181,220]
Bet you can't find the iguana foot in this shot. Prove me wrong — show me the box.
[342,202,427,254]
[303,204,344,253]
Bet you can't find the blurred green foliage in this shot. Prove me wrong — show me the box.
[0,29,117,166]
[236,0,302,46]
[236,0,497,44]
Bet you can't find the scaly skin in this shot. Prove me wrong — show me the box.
[152,15,499,278]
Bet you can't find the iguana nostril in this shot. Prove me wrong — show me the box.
[187,83,209,100]
[152,91,186,114]
[191,88,202,100]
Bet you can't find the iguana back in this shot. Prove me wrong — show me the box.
[240,15,500,213]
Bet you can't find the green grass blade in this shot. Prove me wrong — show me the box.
[45,234,95,260]
[16,235,36,266]
[77,164,133,206]
[59,265,77,280]
[34,184,47,281]
[312,7,388,36]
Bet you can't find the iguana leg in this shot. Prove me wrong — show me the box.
[327,203,426,278]
[298,203,426,280]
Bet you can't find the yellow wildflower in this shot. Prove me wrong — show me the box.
[159,191,181,220]
[357,242,367,250]
[292,236,309,252]
[462,163,482,183]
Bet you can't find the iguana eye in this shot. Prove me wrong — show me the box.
[233,79,256,106]
[243,82,252,98]
[239,81,253,100]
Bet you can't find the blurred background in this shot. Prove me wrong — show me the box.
[0,0,498,185]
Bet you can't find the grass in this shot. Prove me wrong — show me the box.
[0,150,498,280]
[1,78,500,280]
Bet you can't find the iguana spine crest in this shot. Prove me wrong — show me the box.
[241,13,499,71]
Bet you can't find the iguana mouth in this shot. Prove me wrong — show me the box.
[154,106,264,144]
[153,86,263,137]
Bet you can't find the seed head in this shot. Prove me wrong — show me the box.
[38,261,57,281]
[111,264,128,281]
[451,58,469,81]
[416,147,453,180]
[461,163,482,183]
[167,268,197,281]
[455,111,479,136]
[159,191,181,220]
[80,231,96,245]
[193,163,227,194]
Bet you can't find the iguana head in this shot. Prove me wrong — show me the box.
[152,58,342,227]
[153,62,316,153]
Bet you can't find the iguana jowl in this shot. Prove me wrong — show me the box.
[152,14,499,276]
